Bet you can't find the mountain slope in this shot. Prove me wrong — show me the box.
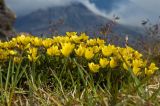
[14,3,110,34]
[14,2,143,39]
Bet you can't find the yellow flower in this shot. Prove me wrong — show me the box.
[66,32,77,37]
[145,68,154,76]
[71,35,81,43]
[2,42,10,48]
[47,45,60,56]
[110,57,118,68]
[16,35,30,45]
[43,38,53,48]
[99,58,109,68]
[102,45,116,57]
[126,46,134,53]
[96,38,105,46]
[24,43,31,50]
[28,47,38,62]
[13,57,22,63]
[121,48,133,60]
[28,47,38,55]
[145,63,159,75]
[93,46,100,53]
[9,50,17,55]
[87,39,97,46]
[88,62,100,73]
[7,42,14,48]
[0,49,8,60]
[132,59,143,68]
[53,36,62,43]
[32,37,42,46]
[74,45,85,56]
[84,48,94,60]
[55,36,71,43]
[61,42,75,57]
[79,33,89,41]
[122,61,131,70]
[133,66,141,76]
[133,51,142,59]
[149,63,159,71]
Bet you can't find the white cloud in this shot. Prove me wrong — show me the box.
[130,0,160,14]
[78,0,108,18]
[107,0,160,26]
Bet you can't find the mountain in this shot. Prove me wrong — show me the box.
[14,2,143,39]
[14,3,109,34]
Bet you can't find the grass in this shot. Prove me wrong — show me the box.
[0,58,159,106]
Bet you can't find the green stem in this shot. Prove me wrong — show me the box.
[5,60,12,91]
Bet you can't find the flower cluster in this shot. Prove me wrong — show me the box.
[0,32,158,76]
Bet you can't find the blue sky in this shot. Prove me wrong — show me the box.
[6,0,160,26]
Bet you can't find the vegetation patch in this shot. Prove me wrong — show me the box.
[0,32,159,105]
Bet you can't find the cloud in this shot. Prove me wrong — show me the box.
[78,0,108,18]
[130,0,160,14]
[107,0,160,26]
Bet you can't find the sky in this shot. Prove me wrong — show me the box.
[5,0,160,26]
